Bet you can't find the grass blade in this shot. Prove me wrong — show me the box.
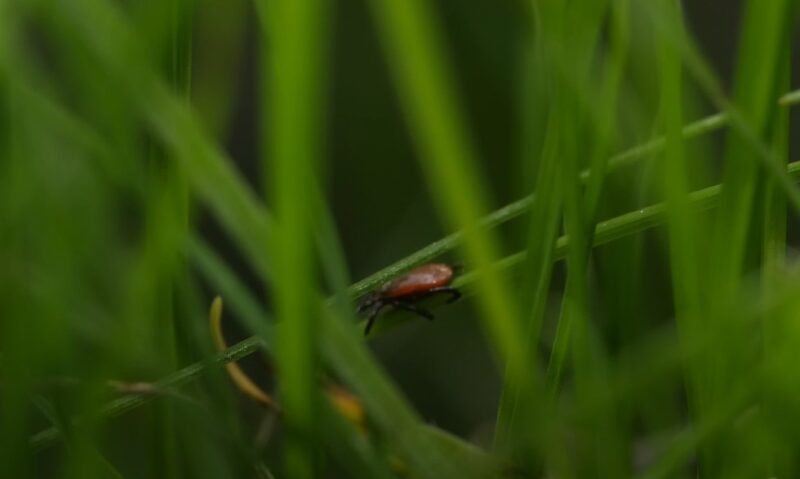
[259,0,328,475]
[365,0,530,412]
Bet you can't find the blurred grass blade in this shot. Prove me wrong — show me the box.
[656,0,701,326]
[34,0,277,281]
[758,8,791,478]
[189,238,274,340]
[495,112,561,455]
[762,57,790,276]
[644,0,800,218]
[539,0,599,395]
[365,0,530,406]
[779,90,800,105]
[258,0,328,475]
[569,2,632,475]
[708,10,791,473]
[710,0,791,305]
[761,29,790,397]
[654,3,707,470]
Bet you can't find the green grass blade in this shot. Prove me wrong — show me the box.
[32,0,277,281]
[709,9,791,472]
[571,2,632,475]
[644,1,800,219]
[761,39,790,278]
[365,0,530,403]
[656,0,700,321]
[494,112,561,456]
[542,0,605,396]
[653,3,708,469]
[710,0,791,306]
[259,0,328,475]
[758,14,791,479]
[188,238,274,341]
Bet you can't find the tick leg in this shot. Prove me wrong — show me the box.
[428,286,461,304]
[364,302,387,336]
[390,300,435,321]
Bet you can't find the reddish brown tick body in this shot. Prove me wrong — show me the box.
[358,263,461,335]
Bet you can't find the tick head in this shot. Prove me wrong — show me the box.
[356,291,381,315]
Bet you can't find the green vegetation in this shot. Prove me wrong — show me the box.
[2,0,800,477]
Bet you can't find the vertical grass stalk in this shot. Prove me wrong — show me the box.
[261,0,327,476]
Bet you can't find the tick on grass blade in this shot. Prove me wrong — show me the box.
[357,263,462,336]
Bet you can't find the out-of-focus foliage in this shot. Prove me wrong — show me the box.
[2,0,800,477]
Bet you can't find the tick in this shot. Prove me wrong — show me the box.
[357,263,461,335]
